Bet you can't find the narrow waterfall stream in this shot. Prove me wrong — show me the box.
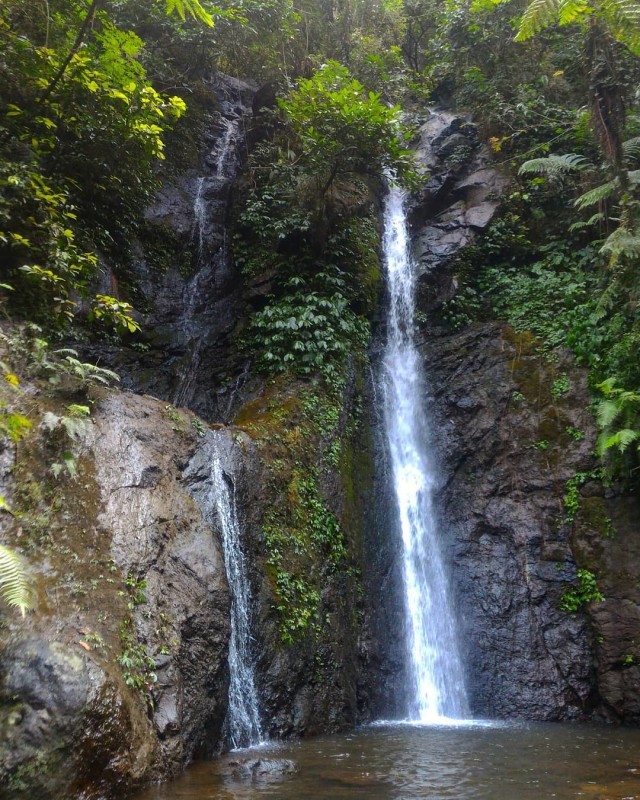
[210,444,263,749]
[380,185,468,722]
[173,117,241,409]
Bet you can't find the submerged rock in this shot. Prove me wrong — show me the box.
[229,757,298,780]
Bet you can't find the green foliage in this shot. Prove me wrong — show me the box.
[41,403,91,479]
[43,405,91,442]
[565,426,585,440]
[0,544,34,616]
[0,0,218,334]
[0,413,32,444]
[482,236,601,353]
[514,0,640,54]
[560,568,604,613]
[519,153,591,176]
[238,378,358,646]
[531,438,549,450]
[264,463,348,644]
[250,280,370,380]
[563,471,592,523]
[236,77,387,381]
[88,295,141,335]
[595,378,640,476]
[551,374,570,398]
[118,618,157,703]
[280,61,415,195]
[120,572,148,609]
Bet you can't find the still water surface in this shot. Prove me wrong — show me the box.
[135,721,640,800]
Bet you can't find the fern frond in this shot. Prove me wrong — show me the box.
[601,0,640,55]
[623,137,640,163]
[596,377,620,396]
[515,0,560,40]
[519,153,590,176]
[604,428,640,453]
[601,227,640,260]
[574,179,617,210]
[596,398,622,428]
[0,544,33,616]
[558,0,590,24]
[569,212,606,231]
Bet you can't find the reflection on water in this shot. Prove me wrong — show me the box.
[134,722,640,800]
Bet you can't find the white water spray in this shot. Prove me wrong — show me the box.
[381,185,468,722]
[210,447,263,748]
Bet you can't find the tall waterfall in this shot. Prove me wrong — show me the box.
[381,185,469,722]
[210,447,263,748]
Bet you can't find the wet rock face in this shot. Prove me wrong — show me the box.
[87,74,257,424]
[408,109,507,313]
[232,372,374,739]
[573,493,640,722]
[357,384,412,720]
[92,394,233,763]
[386,108,598,720]
[421,325,595,719]
[0,391,235,798]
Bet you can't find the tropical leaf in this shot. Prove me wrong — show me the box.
[0,544,33,616]
[596,398,622,428]
[515,0,560,40]
[574,179,617,210]
[597,376,620,396]
[622,137,640,163]
[164,0,214,26]
[558,0,590,25]
[604,428,639,452]
[600,227,640,260]
[569,212,605,231]
[519,153,591,175]
[601,0,640,54]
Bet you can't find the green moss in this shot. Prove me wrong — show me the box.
[7,750,60,794]
[575,494,615,538]
[236,374,361,645]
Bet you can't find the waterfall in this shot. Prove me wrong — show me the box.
[380,185,469,722]
[172,118,240,409]
[210,447,263,748]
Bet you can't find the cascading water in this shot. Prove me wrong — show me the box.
[210,445,263,749]
[381,184,469,722]
[172,117,240,409]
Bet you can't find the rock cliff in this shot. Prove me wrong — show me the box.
[3,101,640,800]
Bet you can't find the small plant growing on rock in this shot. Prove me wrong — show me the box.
[43,404,91,479]
[531,439,549,450]
[565,426,585,441]
[118,619,157,704]
[560,569,604,613]
[0,542,34,616]
[551,374,570,399]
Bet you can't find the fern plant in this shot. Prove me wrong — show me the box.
[518,153,591,177]
[520,151,640,256]
[0,543,33,616]
[514,0,640,55]
[595,377,640,460]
